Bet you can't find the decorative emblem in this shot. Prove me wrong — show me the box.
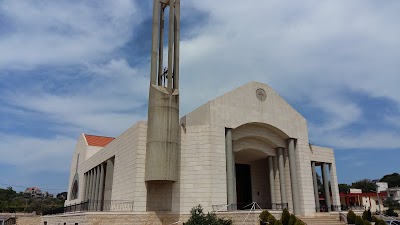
[256,88,267,102]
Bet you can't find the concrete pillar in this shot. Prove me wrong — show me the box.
[167,0,174,92]
[322,162,331,212]
[98,163,105,211]
[277,147,287,207]
[329,163,341,211]
[226,129,236,207]
[268,156,276,209]
[84,172,89,200]
[173,0,180,89]
[87,170,93,201]
[90,167,97,209]
[93,166,100,210]
[104,158,115,208]
[288,138,300,215]
[150,0,160,85]
[311,161,320,212]
[273,155,281,205]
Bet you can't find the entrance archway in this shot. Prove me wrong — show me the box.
[226,122,290,210]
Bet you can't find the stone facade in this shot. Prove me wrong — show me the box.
[42,211,282,225]
[16,216,41,225]
[62,81,340,223]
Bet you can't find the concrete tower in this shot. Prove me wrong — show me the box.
[145,0,180,182]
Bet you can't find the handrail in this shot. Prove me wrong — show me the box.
[43,200,134,215]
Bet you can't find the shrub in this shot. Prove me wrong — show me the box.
[259,210,271,224]
[371,215,379,222]
[274,220,283,225]
[294,219,306,225]
[363,220,371,225]
[185,205,233,225]
[386,207,399,217]
[376,219,387,225]
[267,214,276,225]
[281,208,290,225]
[288,214,297,225]
[355,216,364,225]
[363,209,372,222]
[347,210,356,224]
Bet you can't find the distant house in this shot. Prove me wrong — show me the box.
[340,188,388,212]
[387,187,400,201]
[24,187,44,198]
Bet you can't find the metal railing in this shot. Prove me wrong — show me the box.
[349,205,365,211]
[43,200,134,215]
[212,202,288,212]
[317,204,342,212]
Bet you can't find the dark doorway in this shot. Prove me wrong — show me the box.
[235,164,252,209]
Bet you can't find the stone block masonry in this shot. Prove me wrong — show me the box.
[40,211,280,225]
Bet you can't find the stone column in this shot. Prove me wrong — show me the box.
[322,162,331,212]
[84,172,89,200]
[98,163,105,211]
[90,167,97,210]
[93,166,100,210]
[273,155,281,205]
[311,161,320,212]
[329,163,341,211]
[288,138,300,215]
[87,170,93,201]
[103,158,115,207]
[268,156,276,209]
[226,129,236,207]
[277,147,287,207]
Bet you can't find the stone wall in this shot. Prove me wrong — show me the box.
[40,211,277,225]
[16,216,41,225]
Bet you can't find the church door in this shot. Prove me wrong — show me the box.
[235,164,252,209]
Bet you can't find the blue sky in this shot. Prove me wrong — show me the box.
[0,0,399,194]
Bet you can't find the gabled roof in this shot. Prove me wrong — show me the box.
[84,134,115,147]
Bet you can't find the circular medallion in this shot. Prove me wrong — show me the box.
[256,88,267,102]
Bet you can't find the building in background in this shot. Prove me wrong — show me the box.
[24,187,44,198]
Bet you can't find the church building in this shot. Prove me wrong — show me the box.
[57,0,341,224]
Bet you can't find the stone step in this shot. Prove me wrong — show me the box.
[298,217,345,225]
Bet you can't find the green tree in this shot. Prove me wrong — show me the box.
[385,207,399,217]
[362,209,372,222]
[288,214,297,225]
[185,205,232,225]
[347,210,356,224]
[351,179,377,193]
[355,215,364,225]
[380,173,400,188]
[339,183,350,193]
[383,197,400,209]
[281,208,290,225]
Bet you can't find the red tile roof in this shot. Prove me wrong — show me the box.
[84,134,115,147]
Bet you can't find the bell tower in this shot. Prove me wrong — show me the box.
[145,0,180,182]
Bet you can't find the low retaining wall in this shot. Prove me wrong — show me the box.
[41,210,277,225]
[17,216,41,225]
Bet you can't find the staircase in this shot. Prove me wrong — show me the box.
[298,215,344,225]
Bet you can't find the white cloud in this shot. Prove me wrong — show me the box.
[0,0,141,69]
[0,134,76,173]
[313,130,400,149]
[2,58,148,136]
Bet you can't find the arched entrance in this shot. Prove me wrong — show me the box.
[226,122,291,210]
[234,148,269,209]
